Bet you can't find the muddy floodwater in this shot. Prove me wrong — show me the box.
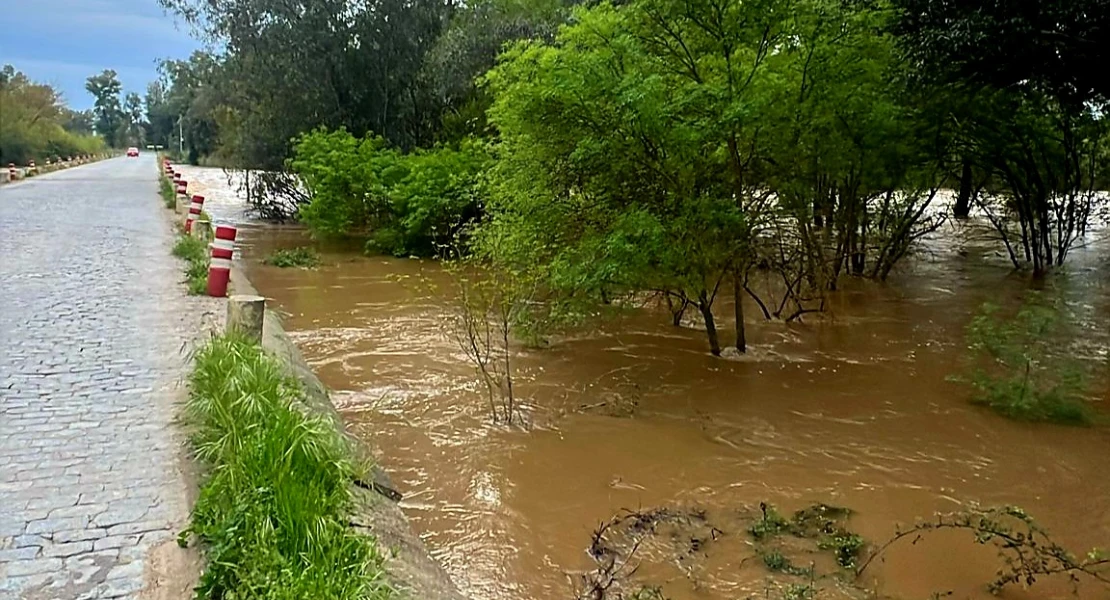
[184,167,1110,600]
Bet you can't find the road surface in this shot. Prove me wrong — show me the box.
[0,156,202,599]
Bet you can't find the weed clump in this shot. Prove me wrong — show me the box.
[172,235,209,295]
[749,503,790,540]
[160,175,176,209]
[182,335,392,600]
[749,502,865,571]
[264,247,321,269]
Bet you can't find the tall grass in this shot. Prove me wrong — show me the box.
[183,335,392,600]
[160,175,176,209]
[172,236,210,295]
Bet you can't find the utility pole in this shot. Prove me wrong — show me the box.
[177,116,184,156]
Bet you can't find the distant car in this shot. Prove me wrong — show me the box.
[126,147,139,157]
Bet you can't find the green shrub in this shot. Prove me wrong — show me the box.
[183,335,391,600]
[264,247,321,268]
[956,295,1094,425]
[289,127,489,257]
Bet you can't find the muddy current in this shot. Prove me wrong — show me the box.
[185,167,1110,600]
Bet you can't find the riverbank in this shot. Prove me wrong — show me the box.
[162,160,466,599]
[171,164,1110,600]
[226,268,467,600]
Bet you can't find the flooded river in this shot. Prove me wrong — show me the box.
[184,167,1110,600]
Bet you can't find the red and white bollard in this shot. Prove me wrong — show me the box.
[185,195,205,233]
[7,163,15,180]
[207,225,237,297]
[175,180,189,204]
[28,160,36,174]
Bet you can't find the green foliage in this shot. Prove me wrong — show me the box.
[264,247,321,269]
[957,296,1094,424]
[183,335,392,600]
[477,0,949,353]
[290,128,490,257]
[160,176,176,209]
[749,505,790,540]
[0,65,107,165]
[781,583,816,600]
[817,532,865,568]
[172,235,210,295]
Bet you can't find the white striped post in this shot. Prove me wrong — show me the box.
[185,195,205,234]
[28,160,36,174]
[207,225,237,297]
[7,163,15,181]
[175,179,188,205]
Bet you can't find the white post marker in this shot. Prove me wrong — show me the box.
[185,195,206,234]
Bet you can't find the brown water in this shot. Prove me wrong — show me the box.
[181,167,1110,600]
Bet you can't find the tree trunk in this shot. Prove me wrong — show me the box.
[697,295,721,357]
[954,158,973,219]
[733,275,746,353]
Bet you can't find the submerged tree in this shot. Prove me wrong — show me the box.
[478,0,950,355]
[892,0,1110,274]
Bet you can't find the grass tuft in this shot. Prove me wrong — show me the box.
[264,247,321,269]
[160,176,176,209]
[172,235,209,295]
[183,335,392,600]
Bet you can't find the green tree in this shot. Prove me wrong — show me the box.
[479,0,945,354]
[85,69,125,147]
[0,65,105,164]
[891,0,1110,274]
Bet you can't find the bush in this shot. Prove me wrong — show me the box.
[289,127,489,257]
[183,335,391,600]
[956,295,1094,424]
[264,247,321,268]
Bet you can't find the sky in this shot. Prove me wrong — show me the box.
[0,0,201,110]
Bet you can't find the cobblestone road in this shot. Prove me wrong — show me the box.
[1,157,203,599]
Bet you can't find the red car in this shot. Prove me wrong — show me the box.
[126,147,139,157]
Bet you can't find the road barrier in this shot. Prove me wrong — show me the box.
[207,225,237,297]
[7,163,15,181]
[185,195,206,234]
[28,160,36,174]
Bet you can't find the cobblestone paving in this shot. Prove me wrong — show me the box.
[1,157,200,599]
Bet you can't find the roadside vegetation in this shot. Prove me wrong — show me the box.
[0,65,106,165]
[264,247,321,269]
[160,176,176,209]
[181,334,393,600]
[171,236,209,295]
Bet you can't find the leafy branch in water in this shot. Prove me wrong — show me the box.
[264,247,321,268]
[857,505,1110,594]
[953,294,1094,424]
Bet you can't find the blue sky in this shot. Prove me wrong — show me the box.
[0,0,201,109]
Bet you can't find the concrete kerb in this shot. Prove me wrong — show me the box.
[225,266,468,600]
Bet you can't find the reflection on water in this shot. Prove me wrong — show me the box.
[191,167,1110,600]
